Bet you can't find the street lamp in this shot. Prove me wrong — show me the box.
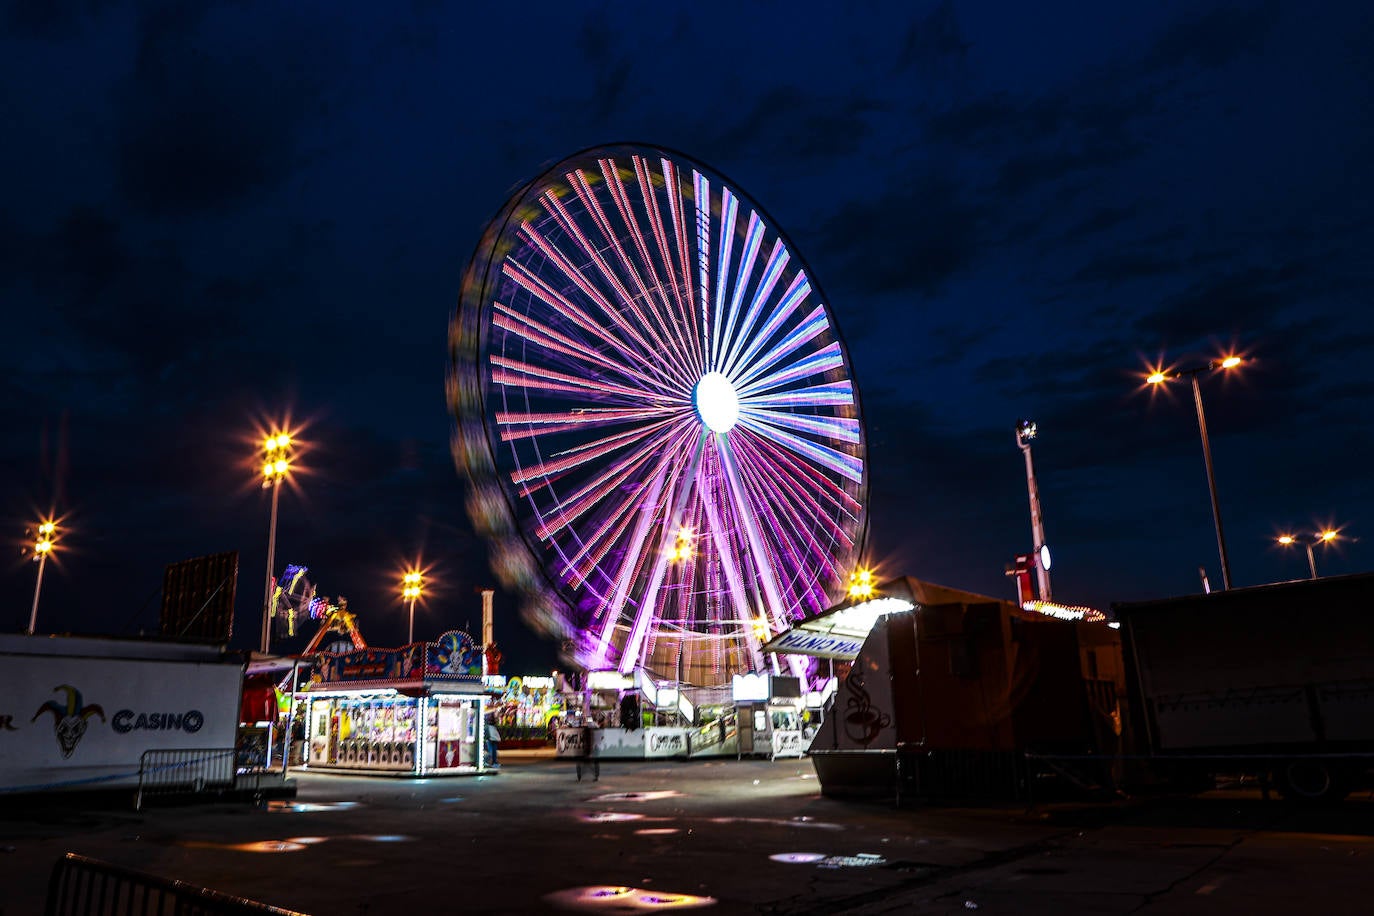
[402,570,424,644]
[26,519,58,635]
[260,431,293,654]
[1277,529,1341,579]
[1014,419,1052,601]
[848,567,875,601]
[1146,355,1244,590]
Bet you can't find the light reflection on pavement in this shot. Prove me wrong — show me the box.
[544,885,717,911]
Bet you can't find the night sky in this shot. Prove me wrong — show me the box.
[4,2,1372,671]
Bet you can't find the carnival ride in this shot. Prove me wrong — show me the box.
[450,144,867,687]
[301,597,367,655]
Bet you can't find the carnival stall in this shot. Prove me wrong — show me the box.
[482,675,566,746]
[299,630,492,776]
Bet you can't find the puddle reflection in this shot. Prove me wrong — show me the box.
[178,840,307,854]
[265,801,361,813]
[706,817,841,831]
[544,885,716,910]
[591,791,683,803]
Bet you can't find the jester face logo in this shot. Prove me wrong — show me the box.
[32,684,105,758]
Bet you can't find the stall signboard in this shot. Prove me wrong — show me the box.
[426,631,483,680]
[0,636,243,793]
[767,629,865,660]
[554,726,593,758]
[644,728,690,758]
[771,729,804,759]
[315,645,422,684]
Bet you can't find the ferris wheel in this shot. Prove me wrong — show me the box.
[449,144,867,685]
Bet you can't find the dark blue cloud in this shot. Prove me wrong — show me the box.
[3,0,1374,667]
[116,2,336,216]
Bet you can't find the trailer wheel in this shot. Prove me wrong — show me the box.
[1275,760,1349,803]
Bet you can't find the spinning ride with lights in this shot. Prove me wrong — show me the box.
[450,144,867,686]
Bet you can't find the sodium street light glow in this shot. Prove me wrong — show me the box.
[1142,355,1245,589]
[27,518,60,635]
[402,569,425,643]
[259,426,296,653]
[1277,528,1346,580]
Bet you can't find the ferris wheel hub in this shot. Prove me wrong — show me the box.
[693,371,740,433]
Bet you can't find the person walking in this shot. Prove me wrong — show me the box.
[575,724,599,782]
[485,719,501,768]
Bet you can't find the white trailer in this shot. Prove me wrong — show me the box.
[0,633,245,794]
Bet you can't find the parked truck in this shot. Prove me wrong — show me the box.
[1113,571,1374,802]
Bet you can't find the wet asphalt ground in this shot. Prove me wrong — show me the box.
[3,751,1373,914]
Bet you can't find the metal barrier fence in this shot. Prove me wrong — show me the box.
[135,748,235,810]
[45,852,309,915]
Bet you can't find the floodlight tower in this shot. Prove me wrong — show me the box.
[26,519,58,635]
[259,431,293,653]
[1015,420,1052,602]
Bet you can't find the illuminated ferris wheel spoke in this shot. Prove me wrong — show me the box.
[499,260,680,397]
[492,303,678,397]
[549,420,697,566]
[739,405,862,444]
[742,380,855,410]
[716,240,789,380]
[735,413,863,485]
[562,444,685,589]
[692,170,714,365]
[556,174,700,389]
[712,188,738,353]
[531,426,675,540]
[661,160,703,362]
[731,440,836,612]
[720,273,813,384]
[749,430,863,540]
[495,407,676,443]
[616,430,708,674]
[591,430,698,661]
[714,211,767,377]
[516,224,686,391]
[736,342,845,401]
[716,435,791,630]
[569,167,700,387]
[491,356,675,406]
[508,417,681,490]
[600,160,704,379]
[698,479,767,671]
[707,188,740,370]
[728,305,831,391]
[618,545,673,675]
[632,156,703,373]
[732,431,851,565]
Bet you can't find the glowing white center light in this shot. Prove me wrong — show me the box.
[693,371,739,433]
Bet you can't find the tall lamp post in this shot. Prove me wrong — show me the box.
[1147,356,1243,590]
[402,570,424,644]
[260,432,293,654]
[1277,529,1340,579]
[26,519,58,635]
[1015,420,1052,602]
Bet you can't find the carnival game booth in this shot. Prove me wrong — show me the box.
[299,630,493,776]
[483,674,566,747]
[555,668,770,760]
[765,576,1126,803]
[730,673,808,759]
